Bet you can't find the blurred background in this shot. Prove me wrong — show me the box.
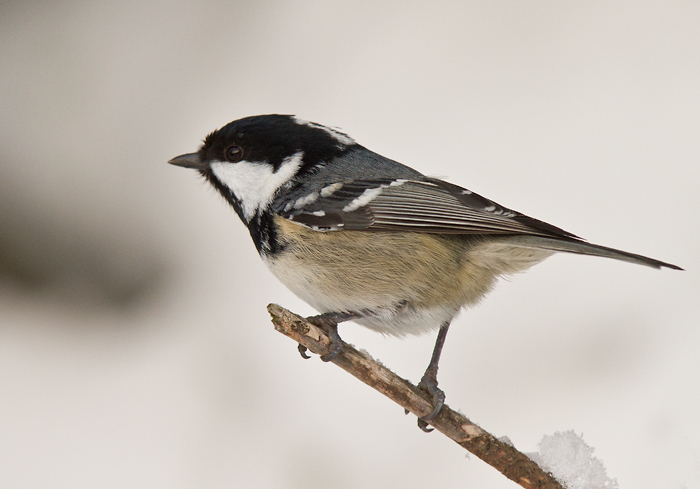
[1,1,698,488]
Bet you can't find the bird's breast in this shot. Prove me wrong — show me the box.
[262,216,520,335]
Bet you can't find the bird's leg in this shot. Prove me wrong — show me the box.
[416,320,451,432]
[301,311,361,362]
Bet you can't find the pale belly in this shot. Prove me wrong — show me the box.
[264,216,552,336]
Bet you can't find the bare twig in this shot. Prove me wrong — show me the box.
[268,303,564,489]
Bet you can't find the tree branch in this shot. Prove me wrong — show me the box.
[268,304,564,489]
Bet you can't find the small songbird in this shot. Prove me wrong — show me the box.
[169,114,681,430]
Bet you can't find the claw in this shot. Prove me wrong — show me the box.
[319,321,342,362]
[320,349,340,362]
[416,368,446,430]
[417,418,434,432]
[304,312,356,362]
[298,344,311,359]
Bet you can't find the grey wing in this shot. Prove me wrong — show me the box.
[274,177,579,239]
[272,177,683,270]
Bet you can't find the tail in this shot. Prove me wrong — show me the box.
[498,235,683,271]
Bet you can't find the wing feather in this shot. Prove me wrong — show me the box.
[276,178,578,239]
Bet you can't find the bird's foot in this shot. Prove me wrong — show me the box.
[319,321,342,362]
[416,366,445,432]
[304,312,355,362]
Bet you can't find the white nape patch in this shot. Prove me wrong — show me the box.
[320,182,344,197]
[292,117,355,146]
[461,189,472,195]
[293,192,319,209]
[341,179,407,212]
[211,152,303,221]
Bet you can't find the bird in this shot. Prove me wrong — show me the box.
[169,114,682,431]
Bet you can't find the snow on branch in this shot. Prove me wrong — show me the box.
[529,431,619,489]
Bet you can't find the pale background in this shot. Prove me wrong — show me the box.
[1,1,698,488]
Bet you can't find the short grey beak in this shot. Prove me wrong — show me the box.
[168,152,207,170]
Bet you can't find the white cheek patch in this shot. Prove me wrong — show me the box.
[211,152,304,221]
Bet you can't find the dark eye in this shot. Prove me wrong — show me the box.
[225,145,244,162]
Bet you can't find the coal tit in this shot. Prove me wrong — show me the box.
[169,114,681,430]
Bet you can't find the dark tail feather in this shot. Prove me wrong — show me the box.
[499,235,683,271]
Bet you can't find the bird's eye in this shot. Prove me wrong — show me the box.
[225,145,244,162]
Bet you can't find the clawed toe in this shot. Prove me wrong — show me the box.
[304,313,351,362]
[297,344,311,359]
[319,321,343,362]
[320,346,341,362]
[416,373,446,431]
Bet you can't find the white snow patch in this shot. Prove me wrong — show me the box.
[497,435,514,447]
[528,431,618,489]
